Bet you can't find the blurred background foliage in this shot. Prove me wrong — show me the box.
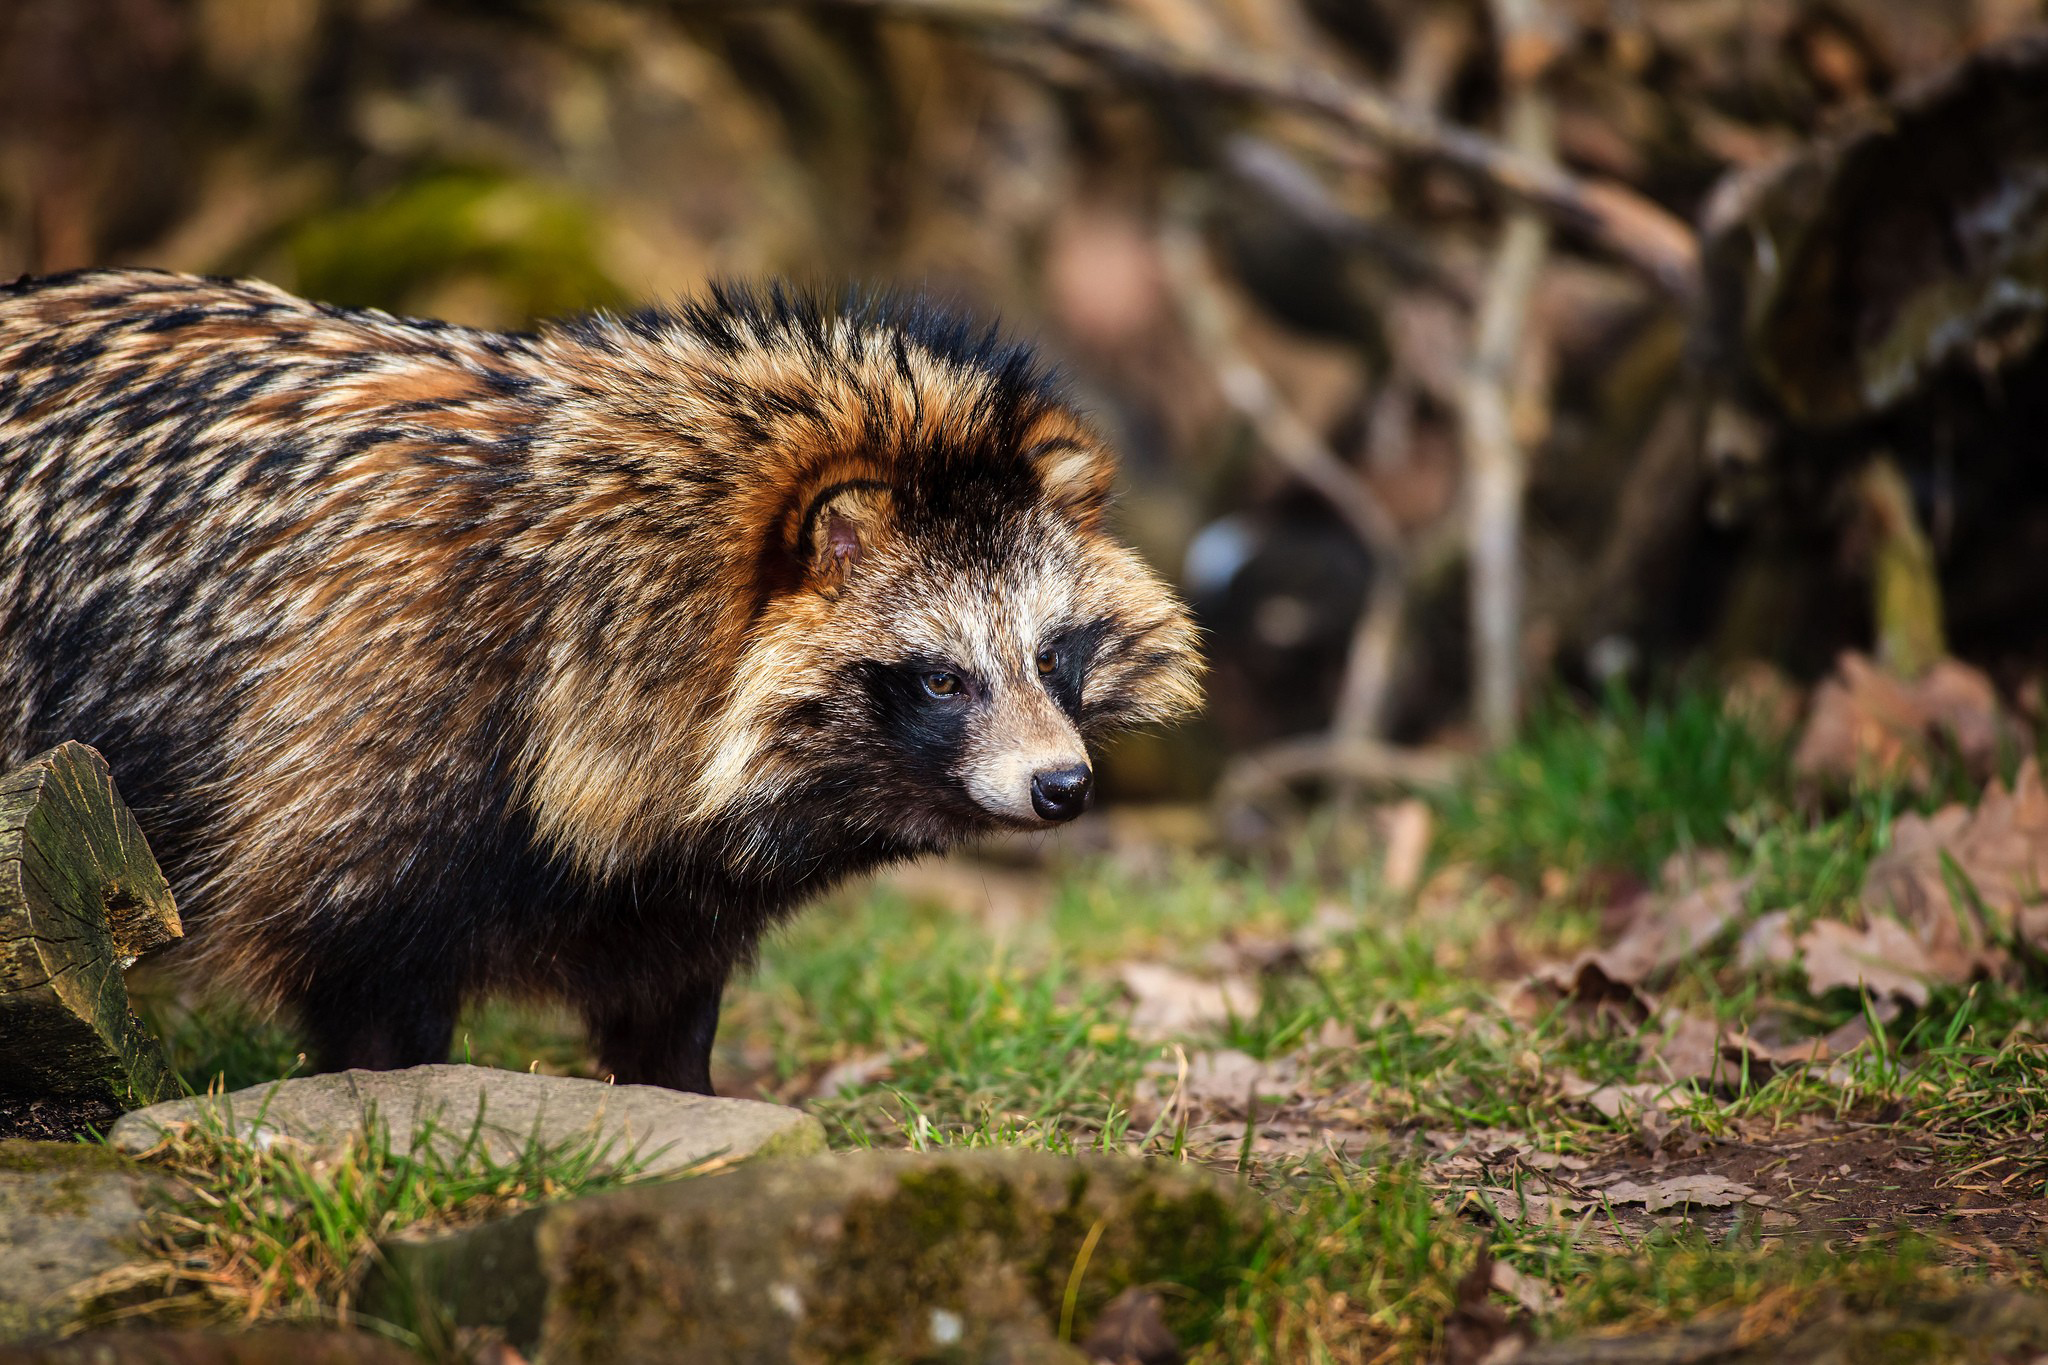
[7,0,2048,811]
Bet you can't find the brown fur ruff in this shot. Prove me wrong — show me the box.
[0,269,1200,1089]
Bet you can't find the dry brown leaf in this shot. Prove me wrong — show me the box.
[1523,866,1750,1025]
[1724,660,1806,744]
[1146,1048,1301,1112]
[1737,909,1799,971]
[1793,653,2026,791]
[807,1048,913,1100]
[1491,1260,1563,1318]
[1861,756,2048,969]
[1915,662,2017,775]
[1600,1174,1760,1212]
[1797,916,1937,1006]
[1556,1071,1691,1120]
[1794,653,1935,788]
[1119,963,1259,1041]
[1723,1009,1882,1070]
[1584,862,1749,985]
[1307,1018,1359,1053]
[1638,1009,1724,1082]
[1205,928,1300,976]
[1466,1186,1584,1224]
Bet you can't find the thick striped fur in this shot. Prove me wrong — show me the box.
[0,269,1200,1091]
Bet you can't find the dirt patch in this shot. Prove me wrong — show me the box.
[0,1094,121,1142]
[1628,1123,2048,1248]
[1494,1121,2048,1253]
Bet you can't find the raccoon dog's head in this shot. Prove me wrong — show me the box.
[783,454,1198,835]
[522,288,1201,874]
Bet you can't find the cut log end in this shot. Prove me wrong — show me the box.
[0,741,183,1110]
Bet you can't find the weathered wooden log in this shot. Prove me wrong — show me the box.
[0,742,182,1108]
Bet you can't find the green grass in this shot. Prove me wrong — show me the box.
[1434,686,1787,889]
[120,1100,651,1332]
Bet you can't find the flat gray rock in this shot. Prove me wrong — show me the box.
[0,1141,158,1340]
[106,1064,823,1177]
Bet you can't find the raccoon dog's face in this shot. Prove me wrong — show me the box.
[682,437,1201,850]
[807,474,1193,831]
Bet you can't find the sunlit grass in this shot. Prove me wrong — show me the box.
[115,1103,651,1331]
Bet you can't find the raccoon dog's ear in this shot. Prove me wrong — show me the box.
[799,480,893,594]
[1028,441,1115,530]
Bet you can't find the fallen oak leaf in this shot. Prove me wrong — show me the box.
[1142,1048,1301,1114]
[1639,1008,1725,1083]
[1599,1173,1760,1212]
[1119,963,1259,1041]
[1556,1070,1693,1121]
[1797,916,1937,1007]
[1737,909,1799,971]
[1793,653,2026,792]
[1723,1006,1888,1073]
[1861,756,2048,972]
[1522,870,1751,1016]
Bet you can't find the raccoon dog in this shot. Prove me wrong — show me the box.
[0,270,1201,1092]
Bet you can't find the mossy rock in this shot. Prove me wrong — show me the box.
[0,1141,160,1341]
[364,1147,1267,1364]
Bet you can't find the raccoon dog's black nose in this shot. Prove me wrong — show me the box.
[1030,764,1092,822]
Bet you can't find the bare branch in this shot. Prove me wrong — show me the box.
[678,0,1702,296]
[1219,135,1470,307]
[1214,735,1467,813]
[1461,0,1558,748]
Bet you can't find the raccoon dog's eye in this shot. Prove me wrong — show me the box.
[1035,648,1059,676]
[922,671,965,699]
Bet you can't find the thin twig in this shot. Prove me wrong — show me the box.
[1461,0,1557,747]
[1213,735,1466,812]
[677,0,1702,296]
[1220,135,1470,306]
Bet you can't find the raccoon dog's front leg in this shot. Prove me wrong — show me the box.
[583,968,729,1095]
[295,965,463,1073]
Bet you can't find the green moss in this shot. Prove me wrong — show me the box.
[800,1164,1038,1360]
[0,1138,134,1176]
[288,170,625,325]
[792,1156,1261,1361]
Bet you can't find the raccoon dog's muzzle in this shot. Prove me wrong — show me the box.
[962,689,1092,826]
